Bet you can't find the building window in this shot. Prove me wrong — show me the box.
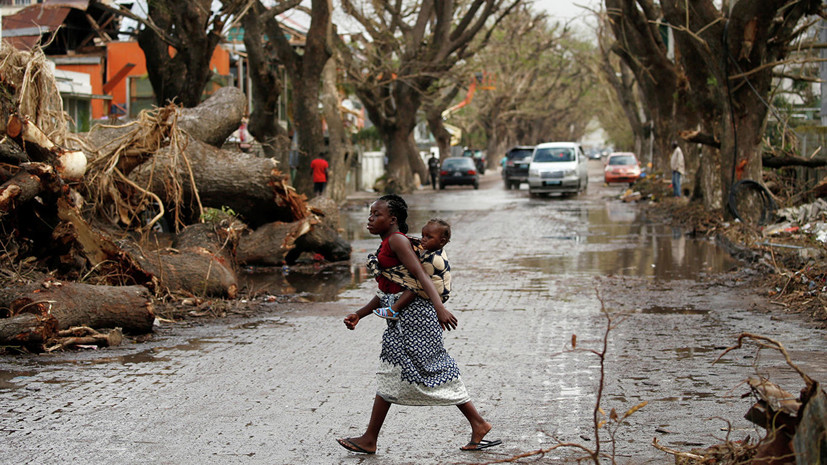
[62,96,91,133]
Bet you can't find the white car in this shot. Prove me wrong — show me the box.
[527,142,589,196]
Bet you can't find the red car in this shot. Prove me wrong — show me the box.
[604,152,642,186]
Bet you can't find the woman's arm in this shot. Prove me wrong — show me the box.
[388,234,458,330]
[344,295,381,330]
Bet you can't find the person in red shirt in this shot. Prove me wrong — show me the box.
[310,153,329,196]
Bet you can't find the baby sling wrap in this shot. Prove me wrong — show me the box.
[366,238,451,303]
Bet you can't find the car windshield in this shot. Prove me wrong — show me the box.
[533,148,574,162]
[608,155,637,166]
[508,149,533,161]
[443,158,474,169]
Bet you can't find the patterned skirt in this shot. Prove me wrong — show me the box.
[375,291,470,406]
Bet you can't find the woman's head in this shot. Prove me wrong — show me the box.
[377,194,409,234]
[367,194,409,236]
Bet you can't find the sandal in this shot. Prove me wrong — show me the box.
[373,306,399,320]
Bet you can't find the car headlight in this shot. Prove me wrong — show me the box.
[529,169,539,177]
[564,169,576,177]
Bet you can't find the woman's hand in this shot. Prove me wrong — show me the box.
[344,313,360,330]
[435,306,457,331]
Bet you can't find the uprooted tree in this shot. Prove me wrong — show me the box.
[0,44,350,351]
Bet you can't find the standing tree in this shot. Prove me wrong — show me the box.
[239,0,297,171]
[455,7,594,163]
[604,0,825,210]
[93,0,245,108]
[338,0,519,191]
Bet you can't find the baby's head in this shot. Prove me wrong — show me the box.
[420,218,451,252]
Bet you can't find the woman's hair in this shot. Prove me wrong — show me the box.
[427,218,451,242]
[378,194,409,233]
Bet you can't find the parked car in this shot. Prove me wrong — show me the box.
[502,145,534,190]
[527,142,589,196]
[603,152,642,186]
[462,149,486,174]
[439,157,479,190]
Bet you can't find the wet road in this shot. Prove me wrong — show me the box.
[1,162,825,464]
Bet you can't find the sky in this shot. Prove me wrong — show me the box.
[532,0,601,26]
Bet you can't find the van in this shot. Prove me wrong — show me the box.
[527,142,589,196]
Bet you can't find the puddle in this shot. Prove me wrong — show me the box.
[511,208,739,280]
[244,190,741,302]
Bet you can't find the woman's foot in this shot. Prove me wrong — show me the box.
[461,421,501,451]
[337,437,376,454]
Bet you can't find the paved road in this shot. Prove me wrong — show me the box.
[1,162,825,464]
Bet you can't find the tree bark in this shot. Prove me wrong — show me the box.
[0,282,155,334]
[136,0,224,107]
[236,218,313,266]
[129,137,306,228]
[177,86,247,147]
[130,246,239,299]
[0,313,58,349]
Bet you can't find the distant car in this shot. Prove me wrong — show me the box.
[527,142,589,196]
[439,157,479,190]
[462,149,486,174]
[502,145,534,190]
[603,152,642,186]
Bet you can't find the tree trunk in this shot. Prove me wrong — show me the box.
[427,113,452,161]
[130,246,239,298]
[0,282,155,334]
[236,218,313,266]
[129,137,306,228]
[0,313,59,349]
[242,2,289,169]
[136,0,221,108]
[177,86,247,147]
[321,54,348,202]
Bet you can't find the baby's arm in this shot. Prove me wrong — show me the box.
[344,295,381,330]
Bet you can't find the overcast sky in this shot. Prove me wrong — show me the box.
[532,0,601,24]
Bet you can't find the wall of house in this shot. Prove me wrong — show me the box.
[56,60,106,119]
[105,41,231,116]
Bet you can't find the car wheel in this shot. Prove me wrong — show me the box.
[504,179,511,189]
[473,181,479,190]
[439,182,445,190]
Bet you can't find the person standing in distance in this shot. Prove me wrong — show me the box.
[310,153,329,196]
[427,154,440,189]
[670,141,685,197]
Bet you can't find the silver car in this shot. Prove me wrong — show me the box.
[527,142,589,196]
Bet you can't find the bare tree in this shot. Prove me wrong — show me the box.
[455,7,594,164]
[605,0,825,210]
[337,0,519,191]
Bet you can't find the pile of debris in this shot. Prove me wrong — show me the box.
[0,45,350,351]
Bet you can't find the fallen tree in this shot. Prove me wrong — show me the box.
[0,44,351,349]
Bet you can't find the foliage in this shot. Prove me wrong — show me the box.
[200,206,238,224]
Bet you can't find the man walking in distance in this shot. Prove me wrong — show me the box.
[311,153,329,196]
[427,154,440,189]
[670,141,685,198]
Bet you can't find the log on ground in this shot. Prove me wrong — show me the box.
[129,137,306,228]
[0,281,155,334]
[131,246,239,299]
[0,312,59,349]
[236,218,313,266]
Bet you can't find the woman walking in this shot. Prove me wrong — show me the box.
[337,194,500,454]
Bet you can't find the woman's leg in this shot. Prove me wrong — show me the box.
[457,401,493,446]
[343,395,391,452]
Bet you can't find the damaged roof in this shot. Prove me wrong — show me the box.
[2,1,118,53]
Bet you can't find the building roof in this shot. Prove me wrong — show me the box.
[2,4,75,49]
